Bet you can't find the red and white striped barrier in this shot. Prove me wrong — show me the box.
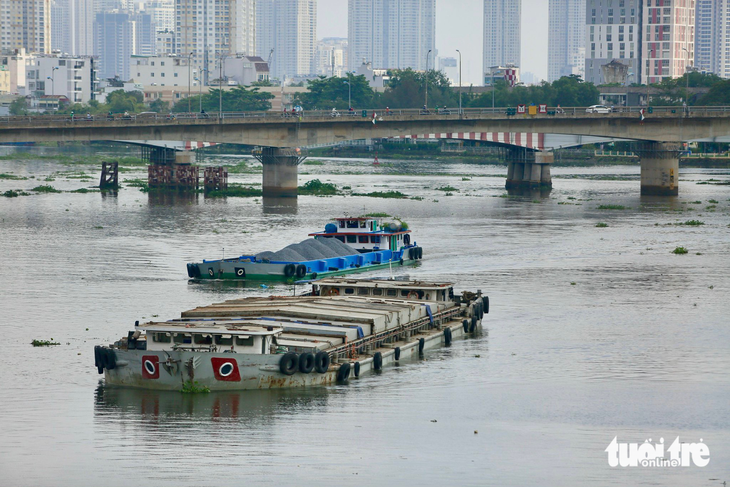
[183,141,217,150]
[397,132,545,150]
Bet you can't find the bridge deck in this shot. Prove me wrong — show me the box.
[1,106,729,147]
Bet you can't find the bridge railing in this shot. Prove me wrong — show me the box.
[4,106,730,125]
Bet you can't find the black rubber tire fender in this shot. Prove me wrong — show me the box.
[279,352,298,375]
[284,264,296,278]
[484,296,489,314]
[418,338,425,354]
[417,247,423,259]
[310,272,318,280]
[353,361,361,378]
[94,346,102,368]
[470,316,478,333]
[444,327,452,346]
[462,319,469,332]
[106,348,117,370]
[295,264,307,279]
[409,248,414,260]
[314,351,330,373]
[298,352,315,374]
[373,352,383,371]
[186,263,196,278]
[394,347,401,361]
[399,258,404,266]
[336,363,351,383]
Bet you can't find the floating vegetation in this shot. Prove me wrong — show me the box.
[570,282,577,285]
[0,173,28,180]
[567,196,576,200]
[679,220,705,226]
[353,190,408,199]
[302,160,324,165]
[672,246,689,254]
[705,205,717,211]
[226,161,261,174]
[688,201,702,204]
[70,188,98,193]
[31,185,62,193]
[362,212,391,218]
[207,185,263,198]
[708,199,719,204]
[410,196,424,201]
[298,179,339,196]
[181,380,210,394]
[436,186,458,192]
[462,177,471,181]
[595,222,609,228]
[597,204,629,210]
[2,189,30,197]
[31,339,60,347]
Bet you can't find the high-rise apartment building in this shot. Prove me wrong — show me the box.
[641,0,694,84]
[0,0,52,53]
[483,0,520,77]
[548,0,586,81]
[146,0,174,33]
[584,0,641,85]
[256,0,316,80]
[94,10,154,80]
[695,0,730,78]
[347,0,435,72]
[585,0,695,86]
[176,0,255,83]
[315,38,348,78]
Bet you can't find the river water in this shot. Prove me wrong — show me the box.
[0,146,728,487]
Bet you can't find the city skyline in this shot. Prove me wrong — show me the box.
[318,0,548,85]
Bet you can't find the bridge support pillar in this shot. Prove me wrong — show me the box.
[254,147,306,198]
[505,148,552,189]
[635,142,680,196]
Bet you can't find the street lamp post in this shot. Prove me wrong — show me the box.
[187,52,193,112]
[456,49,462,116]
[197,69,206,112]
[219,54,228,119]
[682,46,693,106]
[343,78,351,109]
[425,49,432,110]
[46,66,59,97]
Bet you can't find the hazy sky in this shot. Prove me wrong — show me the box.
[316,0,549,85]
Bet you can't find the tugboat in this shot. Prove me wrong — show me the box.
[186,217,423,282]
[94,278,488,391]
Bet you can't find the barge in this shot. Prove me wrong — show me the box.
[186,216,423,282]
[95,278,488,391]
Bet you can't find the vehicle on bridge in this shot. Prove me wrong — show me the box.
[186,216,423,282]
[586,105,612,114]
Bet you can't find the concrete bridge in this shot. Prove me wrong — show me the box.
[2,106,730,196]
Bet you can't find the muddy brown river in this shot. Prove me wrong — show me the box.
[0,146,728,486]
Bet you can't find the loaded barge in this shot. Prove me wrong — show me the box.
[186,216,423,282]
[95,278,488,391]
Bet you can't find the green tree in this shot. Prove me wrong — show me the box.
[294,74,374,110]
[467,75,599,108]
[172,85,274,113]
[105,90,146,114]
[148,99,170,113]
[696,80,730,106]
[375,69,457,109]
[9,97,28,115]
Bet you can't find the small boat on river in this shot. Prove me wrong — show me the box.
[94,278,488,391]
[186,216,423,282]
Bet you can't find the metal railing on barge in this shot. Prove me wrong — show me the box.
[327,304,463,363]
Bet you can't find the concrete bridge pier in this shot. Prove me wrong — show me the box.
[633,142,681,196]
[253,147,307,198]
[505,148,553,190]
